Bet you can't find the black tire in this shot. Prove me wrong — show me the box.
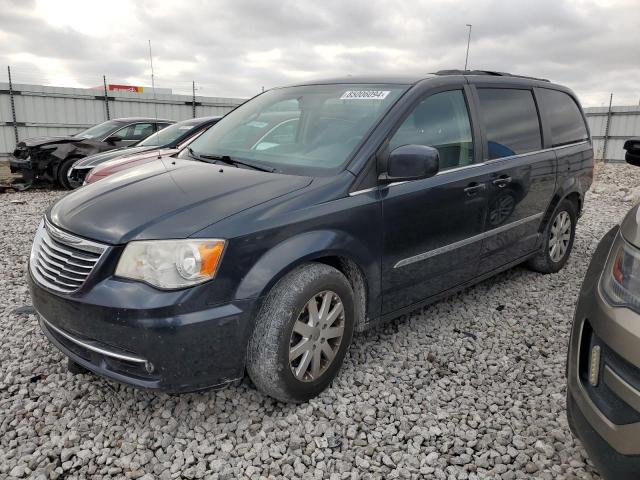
[246,263,355,403]
[57,157,79,189]
[526,199,577,273]
[67,358,88,375]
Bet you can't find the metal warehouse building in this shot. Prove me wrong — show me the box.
[0,82,245,158]
[1,81,639,161]
[584,106,640,163]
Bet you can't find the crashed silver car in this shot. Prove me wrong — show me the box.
[9,117,173,188]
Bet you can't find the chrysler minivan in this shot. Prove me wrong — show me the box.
[30,71,594,402]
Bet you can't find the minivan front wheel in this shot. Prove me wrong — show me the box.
[247,263,355,402]
[526,199,577,273]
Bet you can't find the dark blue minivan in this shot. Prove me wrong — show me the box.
[29,71,594,402]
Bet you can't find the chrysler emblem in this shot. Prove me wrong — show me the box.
[46,221,82,245]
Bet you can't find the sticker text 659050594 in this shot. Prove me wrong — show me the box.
[340,90,390,100]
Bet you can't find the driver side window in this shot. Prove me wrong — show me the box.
[112,123,155,141]
[389,90,474,171]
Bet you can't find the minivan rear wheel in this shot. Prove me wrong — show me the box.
[246,263,355,402]
[526,199,577,273]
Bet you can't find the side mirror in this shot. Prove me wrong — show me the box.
[379,145,439,183]
[106,136,122,145]
[624,138,640,167]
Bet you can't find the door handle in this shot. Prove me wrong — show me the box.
[464,182,486,196]
[492,176,512,188]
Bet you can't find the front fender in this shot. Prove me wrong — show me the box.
[235,229,380,312]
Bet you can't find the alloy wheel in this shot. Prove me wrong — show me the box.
[549,211,571,262]
[289,290,345,382]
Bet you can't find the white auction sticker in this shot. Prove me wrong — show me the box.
[340,90,390,100]
[246,121,269,128]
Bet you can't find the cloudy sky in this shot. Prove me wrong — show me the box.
[1,0,638,106]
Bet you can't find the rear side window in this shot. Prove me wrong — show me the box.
[538,89,589,147]
[477,89,542,159]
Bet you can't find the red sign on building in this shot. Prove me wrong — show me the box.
[107,84,144,93]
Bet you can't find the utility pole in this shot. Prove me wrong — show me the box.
[148,40,159,123]
[192,80,196,118]
[148,40,161,159]
[7,66,19,145]
[102,75,110,120]
[602,93,613,162]
[464,24,472,71]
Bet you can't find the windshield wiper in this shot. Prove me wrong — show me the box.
[198,153,276,173]
[187,147,208,162]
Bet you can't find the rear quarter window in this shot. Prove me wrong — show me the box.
[538,89,589,147]
[477,88,542,160]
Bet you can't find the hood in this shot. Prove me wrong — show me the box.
[49,157,312,244]
[620,204,640,249]
[18,136,79,148]
[88,149,178,179]
[74,146,158,169]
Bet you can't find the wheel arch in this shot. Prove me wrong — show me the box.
[539,187,583,233]
[52,154,82,179]
[235,230,379,332]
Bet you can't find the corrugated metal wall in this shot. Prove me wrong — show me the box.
[584,106,640,162]
[0,82,245,157]
[3,82,638,162]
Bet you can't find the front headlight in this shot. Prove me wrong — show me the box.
[115,239,225,289]
[601,233,640,312]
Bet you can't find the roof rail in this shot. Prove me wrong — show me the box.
[434,70,550,82]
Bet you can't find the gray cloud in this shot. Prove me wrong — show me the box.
[0,0,638,106]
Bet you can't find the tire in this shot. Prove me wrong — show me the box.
[57,157,79,189]
[526,199,577,274]
[246,263,355,403]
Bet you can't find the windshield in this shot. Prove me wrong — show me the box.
[74,120,125,140]
[139,120,199,147]
[181,84,407,174]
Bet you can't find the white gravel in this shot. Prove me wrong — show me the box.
[1,164,639,479]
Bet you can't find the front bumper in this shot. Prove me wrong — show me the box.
[9,155,34,181]
[30,272,258,393]
[567,227,640,478]
[67,167,90,189]
[567,392,640,480]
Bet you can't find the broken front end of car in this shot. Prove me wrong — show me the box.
[9,138,114,188]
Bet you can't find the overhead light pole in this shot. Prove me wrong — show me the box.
[464,24,472,71]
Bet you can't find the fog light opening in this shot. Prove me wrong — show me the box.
[589,345,601,386]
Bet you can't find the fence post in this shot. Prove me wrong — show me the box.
[102,75,110,120]
[7,66,19,146]
[602,93,613,162]
[192,81,196,118]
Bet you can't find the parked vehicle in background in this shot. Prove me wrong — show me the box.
[68,116,221,188]
[83,113,299,185]
[29,71,593,402]
[9,117,173,188]
[567,138,640,480]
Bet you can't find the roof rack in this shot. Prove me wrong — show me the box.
[434,70,550,83]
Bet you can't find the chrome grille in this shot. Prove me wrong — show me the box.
[30,220,107,294]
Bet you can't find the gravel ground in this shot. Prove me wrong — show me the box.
[1,163,639,480]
